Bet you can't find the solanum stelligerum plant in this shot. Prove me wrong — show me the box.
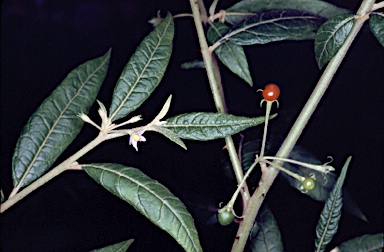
[1,0,383,251]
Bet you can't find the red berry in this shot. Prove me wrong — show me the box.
[262,83,280,101]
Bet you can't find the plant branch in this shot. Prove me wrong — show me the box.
[189,0,250,203]
[231,1,372,251]
[372,1,384,11]
[1,132,107,213]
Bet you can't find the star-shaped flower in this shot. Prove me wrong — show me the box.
[129,130,146,151]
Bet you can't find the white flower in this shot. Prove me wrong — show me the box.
[129,130,146,151]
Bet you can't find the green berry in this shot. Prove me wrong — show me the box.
[217,211,235,226]
[302,177,316,191]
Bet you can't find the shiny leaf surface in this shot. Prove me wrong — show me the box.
[222,10,325,46]
[83,163,202,252]
[165,113,272,141]
[226,0,350,24]
[91,239,134,252]
[315,157,352,252]
[207,22,252,85]
[370,13,384,48]
[12,50,110,188]
[315,14,354,69]
[109,13,174,122]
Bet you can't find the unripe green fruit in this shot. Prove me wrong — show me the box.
[302,177,316,191]
[217,211,235,226]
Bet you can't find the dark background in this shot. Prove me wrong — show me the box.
[1,0,383,251]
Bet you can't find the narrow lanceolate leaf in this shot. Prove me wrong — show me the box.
[207,22,252,86]
[152,125,187,150]
[338,233,384,252]
[164,113,272,141]
[315,14,355,69]
[249,206,284,252]
[370,13,384,48]
[226,0,350,24]
[83,164,202,252]
[315,157,352,252]
[221,10,325,46]
[91,239,134,252]
[109,13,174,122]
[12,50,110,189]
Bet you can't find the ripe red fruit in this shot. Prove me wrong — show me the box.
[262,83,280,101]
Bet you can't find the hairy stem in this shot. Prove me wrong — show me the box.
[190,0,250,203]
[1,132,106,213]
[231,1,372,251]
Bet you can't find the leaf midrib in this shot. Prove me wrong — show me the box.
[110,18,172,121]
[92,164,200,252]
[318,16,355,65]
[220,13,321,44]
[16,56,109,188]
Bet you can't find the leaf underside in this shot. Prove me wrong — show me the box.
[314,14,355,69]
[152,125,187,150]
[225,0,350,24]
[12,50,110,189]
[83,163,202,252]
[315,157,352,252]
[165,112,271,141]
[109,13,174,122]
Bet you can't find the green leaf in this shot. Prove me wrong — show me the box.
[207,22,253,86]
[91,239,134,252]
[249,206,284,252]
[109,13,174,122]
[226,0,350,24]
[370,13,384,48]
[338,233,384,252]
[83,163,202,252]
[315,156,352,252]
[222,10,325,46]
[12,50,110,189]
[164,112,273,141]
[315,14,355,69]
[181,60,205,69]
[152,125,187,150]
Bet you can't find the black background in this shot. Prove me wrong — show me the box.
[1,0,383,251]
